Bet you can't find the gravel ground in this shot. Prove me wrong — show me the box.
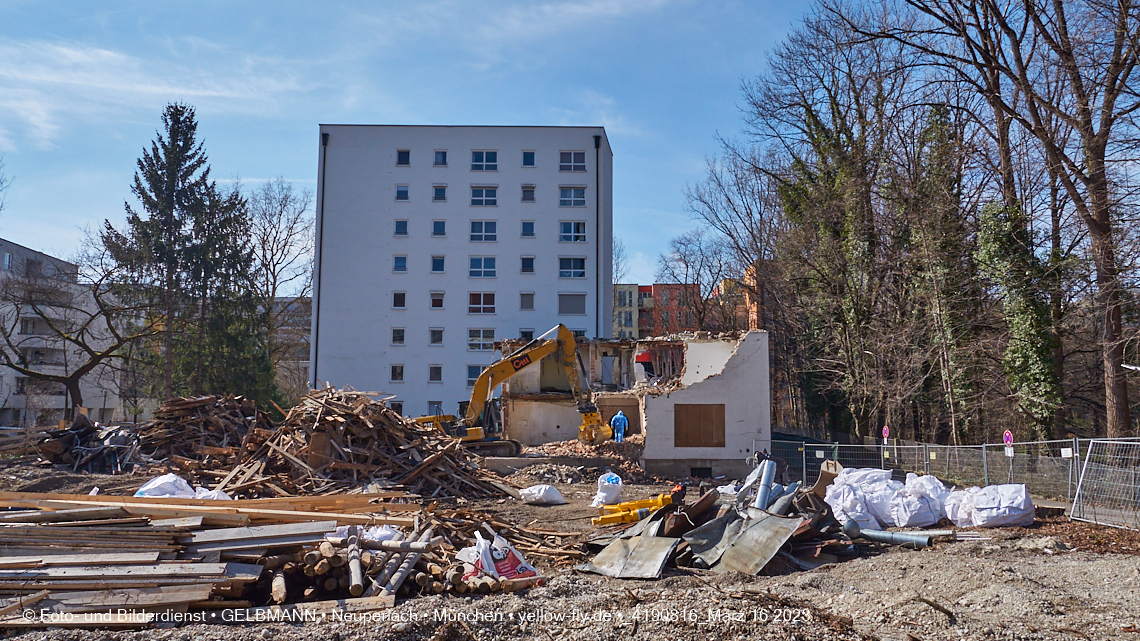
[2,461,1139,640]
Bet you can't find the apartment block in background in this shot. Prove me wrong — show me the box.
[310,125,613,417]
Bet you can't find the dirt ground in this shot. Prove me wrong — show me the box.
[2,460,1140,640]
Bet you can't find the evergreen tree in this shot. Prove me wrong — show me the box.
[103,103,280,407]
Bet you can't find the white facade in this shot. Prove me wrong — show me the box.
[310,125,613,417]
[0,238,121,427]
[612,283,638,339]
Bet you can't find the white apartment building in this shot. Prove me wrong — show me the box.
[310,125,613,417]
[612,283,638,339]
[0,238,121,426]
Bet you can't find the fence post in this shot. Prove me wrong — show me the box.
[1069,436,1079,503]
[982,443,989,486]
[801,447,807,486]
[923,443,929,475]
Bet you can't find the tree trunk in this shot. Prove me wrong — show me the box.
[1088,215,1131,438]
[1049,176,1067,440]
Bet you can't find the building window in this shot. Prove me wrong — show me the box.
[432,220,446,236]
[471,150,498,171]
[396,185,409,201]
[560,221,587,241]
[397,150,410,166]
[469,257,496,278]
[395,220,408,236]
[520,329,535,340]
[430,328,444,345]
[468,328,495,351]
[471,187,497,206]
[520,292,535,310]
[393,292,406,308]
[470,221,497,241]
[520,256,535,273]
[428,401,443,415]
[572,329,587,338]
[617,290,628,306]
[394,256,408,272]
[390,401,403,415]
[432,256,445,273]
[433,186,447,201]
[559,257,586,278]
[560,151,586,171]
[390,365,404,382]
[521,221,535,237]
[521,185,535,202]
[434,150,447,166]
[469,292,496,314]
[467,365,483,388]
[559,188,586,207]
[522,151,535,167]
[559,293,586,315]
[430,292,445,309]
[624,311,633,327]
[2,253,11,270]
[429,365,443,382]
[392,328,405,345]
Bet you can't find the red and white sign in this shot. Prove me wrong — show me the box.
[1003,430,1014,446]
[882,425,890,439]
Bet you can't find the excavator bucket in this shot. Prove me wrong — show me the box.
[577,412,613,445]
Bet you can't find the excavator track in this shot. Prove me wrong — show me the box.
[461,439,522,457]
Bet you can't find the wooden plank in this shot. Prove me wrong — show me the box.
[179,520,337,544]
[0,590,50,616]
[0,507,129,524]
[147,516,206,529]
[185,533,326,555]
[36,585,213,613]
[245,594,394,617]
[0,563,232,579]
[33,500,415,527]
[0,553,160,567]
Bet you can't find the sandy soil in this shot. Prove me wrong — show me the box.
[2,460,1138,640]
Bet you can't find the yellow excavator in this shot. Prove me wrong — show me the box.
[414,324,612,457]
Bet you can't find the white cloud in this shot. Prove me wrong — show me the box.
[0,38,306,148]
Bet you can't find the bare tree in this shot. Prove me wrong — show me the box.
[612,237,630,284]
[656,229,736,331]
[248,178,314,403]
[841,0,1140,437]
[0,250,159,416]
[0,155,10,215]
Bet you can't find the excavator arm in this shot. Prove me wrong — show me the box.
[465,324,611,445]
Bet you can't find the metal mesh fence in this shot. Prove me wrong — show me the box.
[1071,440,1140,530]
[767,437,1108,502]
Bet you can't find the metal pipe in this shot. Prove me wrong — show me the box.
[752,460,777,509]
[916,529,955,538]
[859,529,932,548]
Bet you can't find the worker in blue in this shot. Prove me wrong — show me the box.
[610,410,628,443]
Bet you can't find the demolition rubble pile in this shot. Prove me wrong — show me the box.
[212,387,509,499]
[578,460,1037,580]
[0,486,581,628]
[523,433,649,481]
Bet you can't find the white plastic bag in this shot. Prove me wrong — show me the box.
[590,472,623,508]
[193,487,233,501]
[945,487,981,527]
[332,524,401,543]
[970,484,1034,528]
[889,474,948,528]
[824,468,898,529]
[135,473,195,499]
[456,531,539,580]
[863,479,904,527]
[519,484,566,505]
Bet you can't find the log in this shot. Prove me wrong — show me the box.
[270,570,287,604]
[381,529,432,597]
[347,526,364,597]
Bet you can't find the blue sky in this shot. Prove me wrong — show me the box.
[0,1,809,284]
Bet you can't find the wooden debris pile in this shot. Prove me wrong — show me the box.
[215,387,507,499]
[136,395,274,483]
[0,490,580,628]
[0,490,416,627]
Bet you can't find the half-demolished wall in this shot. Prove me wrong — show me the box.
[640,331,770,478]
